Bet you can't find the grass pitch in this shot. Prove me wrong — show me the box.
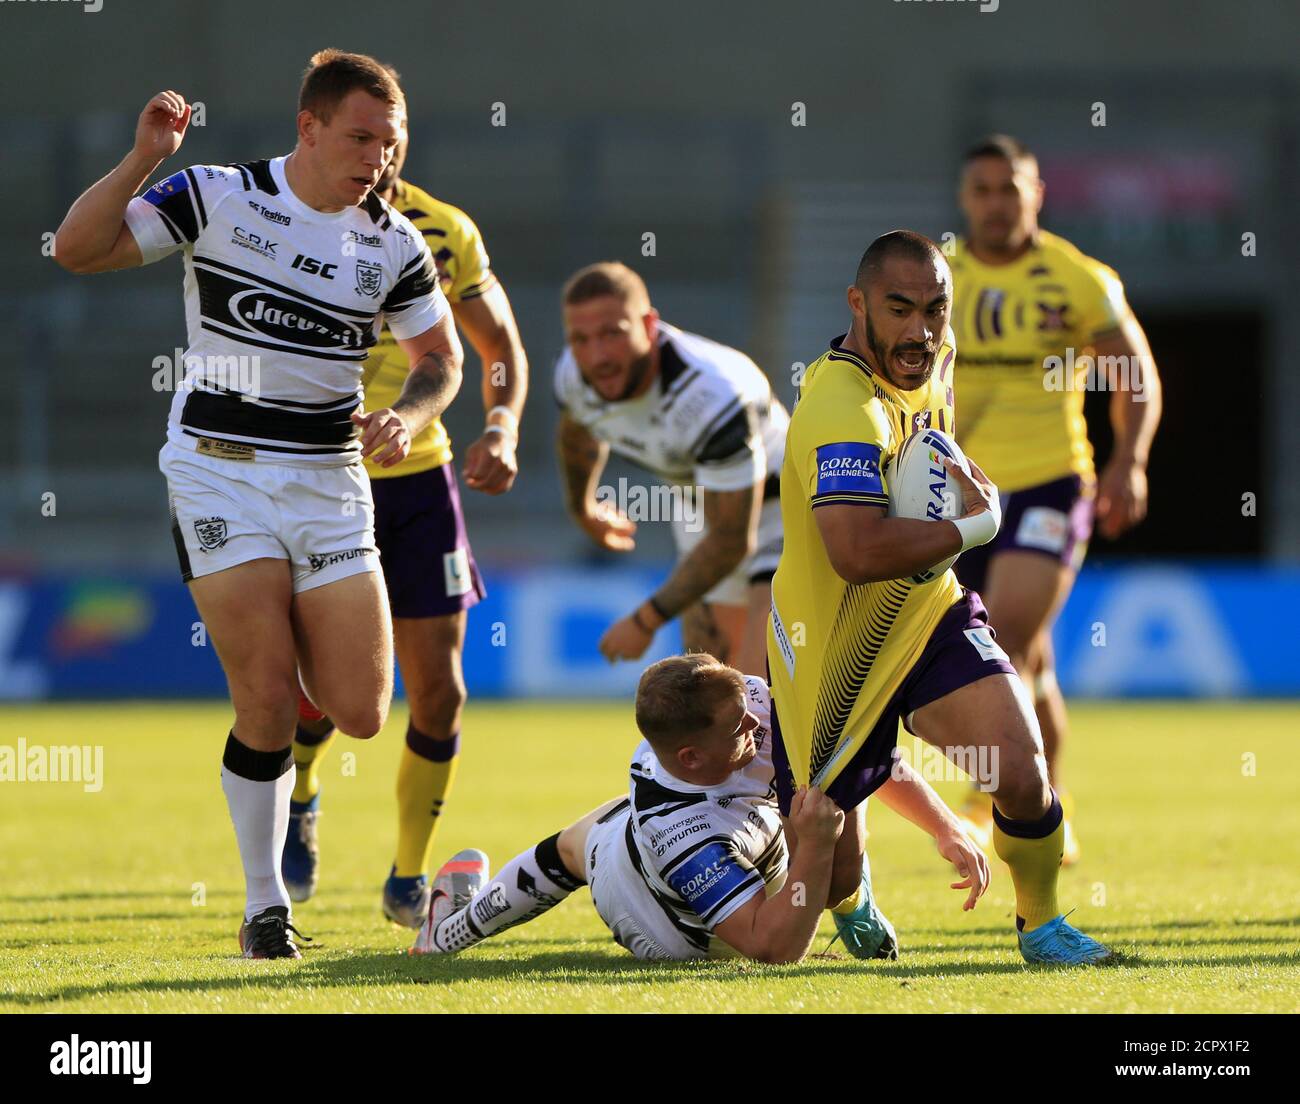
[1,699,1297,1013]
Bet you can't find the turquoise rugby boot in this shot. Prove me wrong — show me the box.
[1018,913,1114,965]
[828,854,899,960]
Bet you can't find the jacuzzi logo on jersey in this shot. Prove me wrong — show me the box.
[234,292,369,350]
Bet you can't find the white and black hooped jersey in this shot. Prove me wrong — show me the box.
[620,676,788,956]
[125,156,449,465]
[554,323,789,494]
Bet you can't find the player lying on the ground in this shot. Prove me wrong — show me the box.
[411,654,989,964]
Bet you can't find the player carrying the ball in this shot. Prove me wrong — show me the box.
[950,136,1163,862]
[767,230,1114,964]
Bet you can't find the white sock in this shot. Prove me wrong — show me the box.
[220,733,295,921]
[434,832,583,952]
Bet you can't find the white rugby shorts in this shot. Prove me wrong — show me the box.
[160,441,379,593]
[584,806,702,962]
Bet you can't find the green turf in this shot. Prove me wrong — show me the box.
[1,700,1297,1012]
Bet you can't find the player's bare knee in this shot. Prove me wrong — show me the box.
[330,699,390,740]
[556,822,589,880]
[232,693,298,748]
[992,762,1051,821]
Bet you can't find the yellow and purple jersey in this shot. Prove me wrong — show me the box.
[362,178,497,479]
[767,332,962,792]
[950,230,1133,493]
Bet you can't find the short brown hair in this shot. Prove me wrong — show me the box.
[562,261,650,311]
[299,49,405,124]
[962,133,1037,172]
[635,654,745,753]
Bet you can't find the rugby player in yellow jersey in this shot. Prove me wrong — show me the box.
[285,129,529,927]
[767,230,1113,964]
[950,136,1163,863]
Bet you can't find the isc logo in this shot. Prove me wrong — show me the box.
[291,254,338,280]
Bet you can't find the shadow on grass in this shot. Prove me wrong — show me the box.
[0,890,242,904]
[907,916,1300,938]
[6,940,1298,1008]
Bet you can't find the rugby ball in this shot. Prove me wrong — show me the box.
[885,428,970,584]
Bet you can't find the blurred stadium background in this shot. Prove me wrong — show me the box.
[3,0,1298,703]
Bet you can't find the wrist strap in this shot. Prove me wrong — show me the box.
[647,595,672,623]
[951,510,999,551]
[631,607,655,634]
[487,404,519,429]
[483,424,516,440]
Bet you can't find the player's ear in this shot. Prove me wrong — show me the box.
[642,306,660,342]
[297,110,317,147]
[846,284,866,319]
[676,745,700,771]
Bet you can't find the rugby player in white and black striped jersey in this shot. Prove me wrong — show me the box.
[413,655,989,964]
[53,51,463,958]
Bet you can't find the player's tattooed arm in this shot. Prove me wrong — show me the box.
[358,314,464,468]
[392,313,465,430]
[651,480,761,619]
[557,413,629,541]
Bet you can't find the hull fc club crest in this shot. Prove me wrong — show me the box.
[355,260,383,298]
[194,517,229,551]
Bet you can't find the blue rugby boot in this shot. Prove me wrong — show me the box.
[828,854,899,960]
[282,792,320,903]
[382,865,432,930]
[1018,913,1114,965]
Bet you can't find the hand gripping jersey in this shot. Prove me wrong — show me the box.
[554,322,788,495]
[595,676,788,960]
[124,157,449,466]
[949,230,1135,492]
[767,334,963,792]
[361,179,497,479]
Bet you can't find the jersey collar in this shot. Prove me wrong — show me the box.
[826,334,877,380]
[271,155,356,224]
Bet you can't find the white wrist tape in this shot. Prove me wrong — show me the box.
[951,496,1002,551]
[487,404,519,430]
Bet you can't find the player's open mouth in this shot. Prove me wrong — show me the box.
[352,177,375,189]
[894,349,931,373]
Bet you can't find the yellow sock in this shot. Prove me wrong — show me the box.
[830,884,864,915]
[291,724,336,805]
[393,726,459,877]
[992,797,1065,932]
